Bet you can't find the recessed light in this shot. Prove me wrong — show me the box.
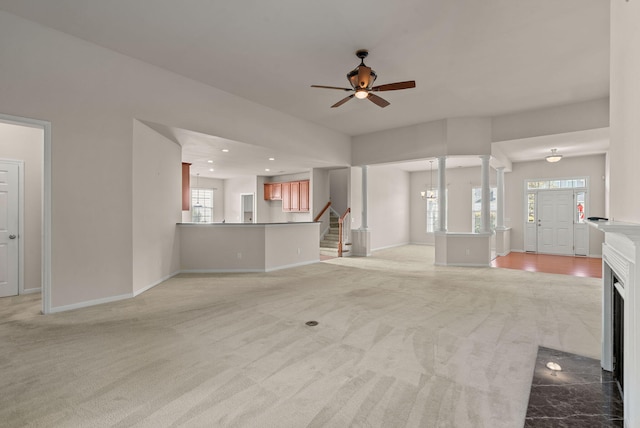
[221,149,229,153]
[207,160,213,163]
[546,362,562,371]
[268,157,275,161]
[265,168,270,172]
[209,168,214,172]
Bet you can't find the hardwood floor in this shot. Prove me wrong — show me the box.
[491,252,602,278]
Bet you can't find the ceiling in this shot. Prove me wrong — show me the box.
[0,0,611,177]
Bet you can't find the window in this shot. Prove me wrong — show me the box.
[526,178,586,190]
[425,190,438,233]
[191,188,214,223]
[472,187,497,233]
[576,191,586,223]
[527,192,536,223]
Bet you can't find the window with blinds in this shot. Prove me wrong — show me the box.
[191,188,214,223]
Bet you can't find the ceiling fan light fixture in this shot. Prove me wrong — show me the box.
[354,89,369,99]
[546,148,563,163]
[311,50,415,108]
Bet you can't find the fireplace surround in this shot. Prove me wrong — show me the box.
[589,220,640,427]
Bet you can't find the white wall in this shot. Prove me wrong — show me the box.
[0,11,349,310]
[352,120,447,166]
[506,154,606,255]
[224,176,257,223]
[329,168,349,215]
[610,2,640,224]
[492,98,609,142]
[311,168,330,235]
[0,122,43,292]
[368,165,410,251]
[609,4,640,425]
[132,120,181,294]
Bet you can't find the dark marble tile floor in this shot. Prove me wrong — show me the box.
[524,347,624,427]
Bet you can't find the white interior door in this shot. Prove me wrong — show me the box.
[0,162,19,297]
[537,190,574,255]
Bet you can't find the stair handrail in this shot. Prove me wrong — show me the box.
[314,201,331,222]
[338,207,351,257]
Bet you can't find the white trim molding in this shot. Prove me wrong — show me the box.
[49,293,132,314]
[0,114,50,314]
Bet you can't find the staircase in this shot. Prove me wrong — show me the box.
[320,211,350,257]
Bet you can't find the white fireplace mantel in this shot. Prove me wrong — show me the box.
[587,219,640,427]
[587,219,640,242]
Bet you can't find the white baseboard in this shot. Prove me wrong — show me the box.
[372,242,410,252]
[21,288,41,295]
[409,242,435,247]
[133,271,180,297]
[265,259,319,272]
[434,262,491,267]
[49,293,132,314]
[180,268,265,273]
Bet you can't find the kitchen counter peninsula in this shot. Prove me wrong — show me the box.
[178,222,320,272]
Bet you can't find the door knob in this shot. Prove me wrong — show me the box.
[9,235,16,239]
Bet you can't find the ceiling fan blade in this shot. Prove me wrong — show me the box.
[367,93,390,108]
[357,66,371,88]
[371,80,416,92]
[311,85,353,91]
[331,94,355,108]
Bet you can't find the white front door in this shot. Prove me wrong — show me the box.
[537,190,574,255]
[0,162,19,297]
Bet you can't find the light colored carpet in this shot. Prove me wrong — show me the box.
[0,245,601,427]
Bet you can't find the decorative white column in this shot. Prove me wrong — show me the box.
[480,155,491,233]
[494,165,511,256]
[437,156,447,232]
[352,165,371,257]
[496,167,505,229]
[362,165,368,230]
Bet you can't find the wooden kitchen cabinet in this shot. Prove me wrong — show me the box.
[290,181,300,211]
[265,179,309,212]
[264,183,272,200]
[264,182,282,200]
[181,162,191,211]
[282,182,291,211]
[299,180,309,212]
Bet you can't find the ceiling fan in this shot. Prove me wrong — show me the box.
[311,49,416,108]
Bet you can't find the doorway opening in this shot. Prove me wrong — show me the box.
[240,193,255,223]
[0,114,51,314]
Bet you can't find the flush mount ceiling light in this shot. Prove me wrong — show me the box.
[546,148,563,163]
[221,149,229,153]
